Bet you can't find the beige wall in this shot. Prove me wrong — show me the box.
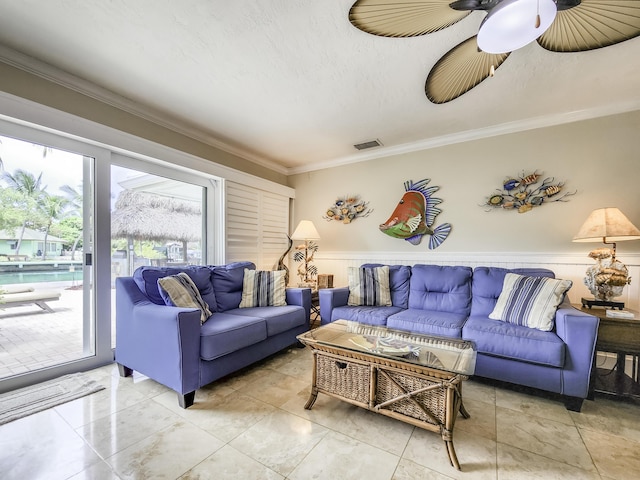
[3,59,639,259]
[0,61,288,186]
[0,62,640,253]
[3,60,640,304]
[289,110,640,257]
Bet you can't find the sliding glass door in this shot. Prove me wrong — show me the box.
[111,165,205,273]
[0,129,102,389]
[110,154,219,348]
[0,117,222,392]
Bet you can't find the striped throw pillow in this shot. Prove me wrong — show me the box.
[347,266,392,307]
[157,272,212,324]
[489,273,572,331]
[239,269,287,307]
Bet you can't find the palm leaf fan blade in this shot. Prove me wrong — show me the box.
[349,0,470,37]
[538,0,640,52]
[548,12,581,49]
[426,39,476,103]
[426,37,509,104]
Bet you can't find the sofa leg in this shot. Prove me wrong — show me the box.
[117,363,133,378]
[179,391,195,409]
[563,396,584,412]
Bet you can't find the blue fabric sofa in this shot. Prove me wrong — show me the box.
[319,264,599,411]
[115,262,311,408]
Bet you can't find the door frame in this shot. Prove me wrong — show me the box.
[0,119,111,393]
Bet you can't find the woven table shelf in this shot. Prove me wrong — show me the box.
[298,320,475,471]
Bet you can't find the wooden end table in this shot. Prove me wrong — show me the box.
[310,290,320,327]
[577,305,640,399]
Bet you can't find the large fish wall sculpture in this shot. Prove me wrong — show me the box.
[379,179,451,249]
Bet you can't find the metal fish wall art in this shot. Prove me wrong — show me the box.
[380,178,451,249]
[485,171,576,213]
[324,194,372,223]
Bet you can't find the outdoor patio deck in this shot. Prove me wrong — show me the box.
[0,286,112,379]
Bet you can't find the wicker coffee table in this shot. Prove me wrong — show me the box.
[297,320,477,470]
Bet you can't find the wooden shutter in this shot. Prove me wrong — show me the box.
[225,181,290,269]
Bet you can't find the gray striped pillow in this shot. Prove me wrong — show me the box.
[239,269,287,307]
[347,266,392,307]
[157,272,212,324]
[489,273,572,331]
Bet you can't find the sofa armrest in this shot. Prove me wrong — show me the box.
[115,277,201,395]
[554,303,600,398]
[286,287,312,325]
[319,287,350,325]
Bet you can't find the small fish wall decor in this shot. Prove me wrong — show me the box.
[379,178,451,249]
[324,195,372,223]
[484,171,576,213]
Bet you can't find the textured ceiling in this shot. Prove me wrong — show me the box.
[0,0,639,174]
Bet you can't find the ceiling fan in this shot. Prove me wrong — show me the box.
[349,0,640,103]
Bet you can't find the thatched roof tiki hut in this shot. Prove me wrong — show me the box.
[111,190,202,274]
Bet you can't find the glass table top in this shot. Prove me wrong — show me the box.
[298,320,476,376]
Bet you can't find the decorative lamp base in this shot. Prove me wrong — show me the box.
[581,297,625,310]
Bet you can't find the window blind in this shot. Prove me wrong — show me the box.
[225,181,290,270]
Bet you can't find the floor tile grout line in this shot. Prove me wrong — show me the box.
[575,424,605,479]
[47,407,113,479]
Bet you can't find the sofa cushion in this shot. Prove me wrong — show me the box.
[463,316,565,367]
[408,265,473,316]
[489,273,572,331]
[387,309,467,338]
[347,266,392,306]
[227,305,306,336]
[362,264,411,308]
[239,269,287,308]
[210,262,255,312]
[133,266,216,309]
[157,273,213,324]
[471,267,555,317]
[200,312,266,360]
[331,305,404,326]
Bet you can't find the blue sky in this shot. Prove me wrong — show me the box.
[0,135,84,196]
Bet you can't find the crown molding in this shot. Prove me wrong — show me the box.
[288,99,640,175]
[4,45,639,179]
[0,90,296,199]
[0,45,288,176]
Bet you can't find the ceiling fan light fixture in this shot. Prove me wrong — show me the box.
[477,0,557,54]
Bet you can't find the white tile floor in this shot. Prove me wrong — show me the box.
[1,345,640,480]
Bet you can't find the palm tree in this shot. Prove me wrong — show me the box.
[60,184,82,212]
[39,193,70,260]
[60,184,83,260]
[1,169,46,255]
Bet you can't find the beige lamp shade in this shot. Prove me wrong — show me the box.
[291,220,320,241]
[573,208,640,243]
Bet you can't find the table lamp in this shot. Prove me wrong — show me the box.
[291,220,320,287]
[573,207,640,308]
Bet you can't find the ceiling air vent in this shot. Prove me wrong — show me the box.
[354,139,383,150]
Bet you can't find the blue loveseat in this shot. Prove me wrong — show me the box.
[115,262,311,408]
[319,264,599,411]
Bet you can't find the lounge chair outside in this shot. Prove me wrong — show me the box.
[0,286,61,313]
